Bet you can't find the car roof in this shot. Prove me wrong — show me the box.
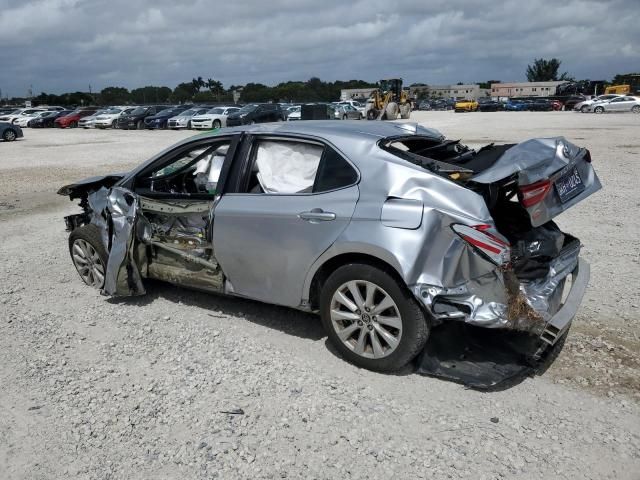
[220,120,440,140]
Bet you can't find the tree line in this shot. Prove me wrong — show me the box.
[5,77,376,107]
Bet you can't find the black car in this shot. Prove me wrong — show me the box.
[226,104,284,127]
[29,110,73,128]
[562,95,587,111]
[143,105,192,130]
[477,100,504,112]
[1,122,23,142]
[528,99,554,111]
[117,106,171,130]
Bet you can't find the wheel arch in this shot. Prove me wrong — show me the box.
[304,247,406,311]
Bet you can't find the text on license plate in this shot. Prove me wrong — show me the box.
[555,167,584,203]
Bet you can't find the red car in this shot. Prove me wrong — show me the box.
[54,108,98,128]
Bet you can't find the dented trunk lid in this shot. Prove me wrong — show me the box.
[470,137,601,227]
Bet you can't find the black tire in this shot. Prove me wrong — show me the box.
[70,121,78,128]
[2,129,17,141]
[320,263,429,372]
[111,120,118,129]
[137,120,144,130]
[632,105,640,114]
[594,106,604,114]
[213,119,221,129]
[342,114,348,120]
[367,109,378,120]
[580,105,589,113]
[68,225,108,289]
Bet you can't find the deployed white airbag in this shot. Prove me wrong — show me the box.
[255,141,323,194]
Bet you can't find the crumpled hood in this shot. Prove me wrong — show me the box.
[57,173,126,199]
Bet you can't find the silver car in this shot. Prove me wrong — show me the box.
[588,96,640,113]
[58,121,600,378]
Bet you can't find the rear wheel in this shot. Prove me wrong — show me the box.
[136,120,144,130]
[320,263,429,372]
[68,225,108,289]
[594,106,604,114]
[2,129,17,141]
[70,121,78,128]
[580,105,589,113]
[367,109,379,120]
[632,105,640,114]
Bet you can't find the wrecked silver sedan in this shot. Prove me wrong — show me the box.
[59,121,600,384]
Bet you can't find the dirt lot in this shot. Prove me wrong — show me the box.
[1,113,639,479]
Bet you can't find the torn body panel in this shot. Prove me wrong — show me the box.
[102,187,146,296]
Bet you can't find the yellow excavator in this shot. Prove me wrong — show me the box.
[366,78,412,120]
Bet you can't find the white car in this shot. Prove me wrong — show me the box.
[587,96,640,114]
[574,94,622,112]
[0,108,47,124]
[14,110,54,127]
[190,106,241,130]
[167,107,210,129]
[283,105,301,119]
[93,107,136,129]
[286,109,301,121]
[79,109,111,129]
[338,100,367,116]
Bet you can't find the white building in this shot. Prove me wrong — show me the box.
[490,81,565,98]
[409,84,488,101]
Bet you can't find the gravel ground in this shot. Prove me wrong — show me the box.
[1,113,639,479]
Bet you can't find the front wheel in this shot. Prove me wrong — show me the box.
[2,129,17,141]
[111,120,118,129]
[212,119,221,129]
[136,120,144,129]
[367,109,379,120]
[320,263,429,372]
[69,225,108,289]
[594,106,604,114]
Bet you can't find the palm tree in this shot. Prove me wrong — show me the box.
[206,78,224,102]
[191,77,205,96]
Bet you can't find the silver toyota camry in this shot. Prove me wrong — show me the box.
[59,121,600,377]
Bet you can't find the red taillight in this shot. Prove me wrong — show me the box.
[452,224,510,266]
[519,179,551,208]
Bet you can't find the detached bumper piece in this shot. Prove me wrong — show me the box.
[415,259,589,390]
[414,322,572,390]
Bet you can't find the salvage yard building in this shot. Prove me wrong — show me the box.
[490,81,566,98]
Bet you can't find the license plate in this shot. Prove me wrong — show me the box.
[555,167,585,203]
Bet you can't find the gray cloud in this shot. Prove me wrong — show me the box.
[0,0,638,97]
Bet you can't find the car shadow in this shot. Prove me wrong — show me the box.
[107,280,326,342]
[108,282,559,390]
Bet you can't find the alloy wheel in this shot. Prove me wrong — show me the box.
[71,239,105,288]
[3,130,16,141]
[330,280,403,359]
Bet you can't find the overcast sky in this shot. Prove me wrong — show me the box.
[0,0,638,97]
